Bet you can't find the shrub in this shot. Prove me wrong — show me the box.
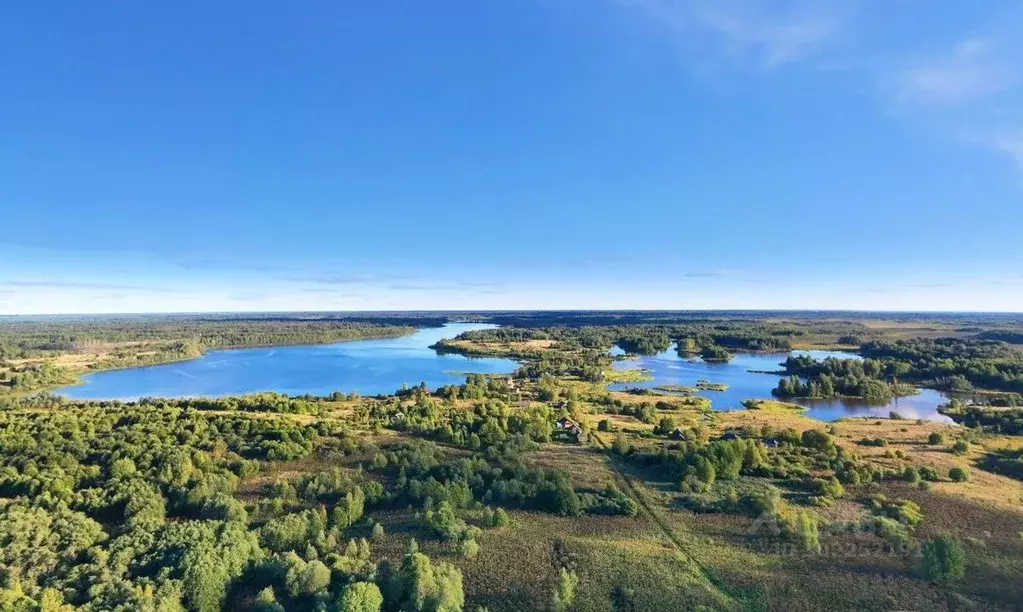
[653,417,677,436]
[612,434,632,456]
[254,587,285,612]
[551,568,579,612]
[337,582,383,612]
[949,467,969,482]
[927,432,944,445]
[492,508,511,528]
[951,440,969,456]
[920,534,965,582]
[795,511,822,554]
[459,537,480,559]
[801,430,835,453]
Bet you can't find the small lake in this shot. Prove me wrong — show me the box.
[609,345,954,423]
[58,323,517,400]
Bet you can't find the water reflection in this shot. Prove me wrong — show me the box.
[609,344,953,423]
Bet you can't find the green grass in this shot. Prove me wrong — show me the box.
[741,399,807,413]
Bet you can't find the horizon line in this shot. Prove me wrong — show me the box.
[2,307,1023,318]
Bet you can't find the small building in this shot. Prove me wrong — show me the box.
[505,376,516,389]
[764,438,780,448]
[721,431,740,441]
[670,428,687,440]
[553,416,584,443]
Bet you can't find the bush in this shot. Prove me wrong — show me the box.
[927,432,944,445]
[951,440,969,456]
[551,568,579,612]
[795,511,822,553]
[612,434,632,456]
[653,417,677,436]
[492,508,511,528]
[860,437,888,447]
[338,582,383,612]
[920,534,965,582]
[459,537,480,559]
[254,587,285,612]
[949,467,969,482]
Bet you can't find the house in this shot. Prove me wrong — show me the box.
[670,428,687,440]
[721,431,740,441]
[555,417,577,430]
[554,417,584,442]
[764,438,779,448]
[505,376,516,389]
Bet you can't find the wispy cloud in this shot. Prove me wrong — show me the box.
[896,38,1018,106]
[1,280,152,291]
[615,1,1023,172]
[278,272,411,286]
[989,131,1023,170]
[898,282,950,290]
[683,270,727,278]
[282,273,507,295]
[618,0,860,67]
[889,33,1023,171]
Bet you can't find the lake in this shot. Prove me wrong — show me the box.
[609,345,954,423]
[58,323,518,400]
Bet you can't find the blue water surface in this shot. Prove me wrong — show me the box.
[609,345,954,423]
[58,323,516,400]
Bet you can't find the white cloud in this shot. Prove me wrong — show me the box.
[991,131,1023,170]
[889,35,1023,171]
[896,38,1018,106]
[615,0,1023,173]
[617,0,860,67]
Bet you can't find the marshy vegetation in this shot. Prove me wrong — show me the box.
[1,311,1023,610]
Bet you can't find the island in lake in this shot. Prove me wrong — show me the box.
[1,310,1022,611]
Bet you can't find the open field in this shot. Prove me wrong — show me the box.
[3,312,1023,611]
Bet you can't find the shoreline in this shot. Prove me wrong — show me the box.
[19,325,422,397]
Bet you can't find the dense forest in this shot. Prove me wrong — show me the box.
[773,355,917,402]
[0,317,424,360]
[860,338,1023,393]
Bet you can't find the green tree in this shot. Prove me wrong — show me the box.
[920,534,966,582]
[338,582,384,612]
[949,467,969,482]
[396,552,465,612]
[285,559,331,599]
[551,568,579,612]
[795,511,822,554]
[253,587,285,612]
[459,537,480,559]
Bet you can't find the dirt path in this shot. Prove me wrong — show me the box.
[592,433,744,610]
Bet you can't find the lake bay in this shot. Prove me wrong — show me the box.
[58,323,517,400]
[609,345,954,423]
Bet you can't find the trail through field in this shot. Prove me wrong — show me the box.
[593,433,745,610]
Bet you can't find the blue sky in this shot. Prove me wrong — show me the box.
[2,1,1022,314]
